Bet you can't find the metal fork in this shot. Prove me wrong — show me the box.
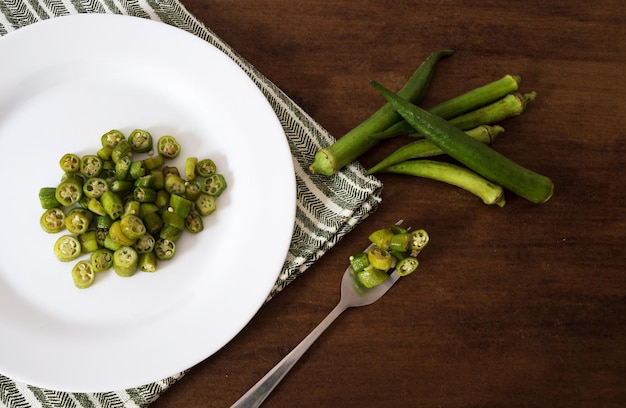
[230,220,407,408]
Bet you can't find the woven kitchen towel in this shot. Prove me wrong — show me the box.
[0,0,382,407]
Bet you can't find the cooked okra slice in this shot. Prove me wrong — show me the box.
[201,174,227,196]
[138,251,158,273]
[367,246,393,271]
[78,230,99,253]
[64,208,92,234]
[196,158,217,177]
[185,212,204,234]
[55,173,83,206]
[128,129,153,153]
[54,235,82,262]
[396,257,419,277]
[157,135,181,159]
[72,260,95,289]
[111,139,132,163]
[133,186,157,203]
[100,191,124,220]
[90,248,113,273]
[389,232,411,253]
[409,229,430,252]
[357,266,389,289]
[59,153,80,173]
[113,246,138,277]
[349,252,369,273]
[80,155,103,178]
[368,228,394,250]
[39,187,61,209]
[155,238,176,260]
[115,155,132,180]
[184,180,202,201]
[185,157,198,180]
[83,177,108,199]
[164,173,186,195]
[195,193,216,216]
[120,214,146,241]
[129,160,146,179]
[134,233,156,253]
[143,155,165,171]
[169,194,192,218]
[108,220,135,246]
[101,129,125,148]
[40,208,65,233]
[160,224,183,241]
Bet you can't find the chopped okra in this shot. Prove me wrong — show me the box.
[39,128,228,288]
[349,225,429,288]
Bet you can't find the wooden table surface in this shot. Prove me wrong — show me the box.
[152,1,625,406]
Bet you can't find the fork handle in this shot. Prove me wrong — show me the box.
[230,302,348,408]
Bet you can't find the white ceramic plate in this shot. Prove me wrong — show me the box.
[0,14,295,392]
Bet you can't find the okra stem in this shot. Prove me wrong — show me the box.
[381,160,506,207]
[368,125,504,174]
[308,49,454,175]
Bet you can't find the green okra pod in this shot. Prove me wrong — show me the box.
[371,81,554,204]
[449,92,536,131]
[381,160,506,207]
[309,49,454,175]
[368,125,504,174]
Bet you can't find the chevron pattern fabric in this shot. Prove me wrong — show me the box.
[0,0,382,406]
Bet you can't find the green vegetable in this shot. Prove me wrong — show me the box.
[157,135,181,159]
[79,155,103,178]
[128,129,153,153]
[185,212,204,234]
[83,177,108,199]
[367,246,393,270]
[202,174,227,196]
[350,225,429,288]
[72,260,95,289]
[111,139,132,163]
[40,128,228,288]
[54,235,81,262]
[448,92,536,131]
[39,187,61,209]
[101,129,125,148]
[380,160,505,206]
[55,173,83,207]
[155,238,176,260]
[138,251,158,272]
[59,153,80,173]
[113,246,138,277]
[309,70,521,175]
[120,214,146,241]
[64,208,92,234]
[195,193,216,216]
[368,125,504,174]
[40,208,65,233]
[349,252,370,273]
[370,81,554,204]
[78,230,99,253]
[196,158,217,177]
[309,49,454,175]
[90,248,113,272]
[396,257,419,276]
[101,191,124,220]
[357,266,390,289]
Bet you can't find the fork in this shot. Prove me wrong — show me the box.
[230,220,408,408]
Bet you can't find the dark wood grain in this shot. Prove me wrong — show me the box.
[151,1,626,406]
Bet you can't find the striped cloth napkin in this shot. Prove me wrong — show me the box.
[0,0,382,407]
